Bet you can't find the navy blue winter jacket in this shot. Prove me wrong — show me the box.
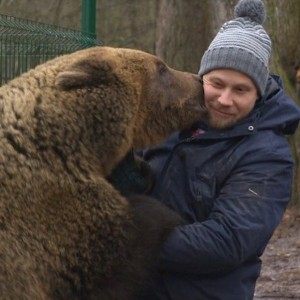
[140,75,300,300]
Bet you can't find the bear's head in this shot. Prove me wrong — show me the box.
[56,47,204,152]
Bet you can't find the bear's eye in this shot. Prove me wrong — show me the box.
[157,62,168,75]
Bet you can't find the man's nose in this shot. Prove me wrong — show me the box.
[217,89,233,106]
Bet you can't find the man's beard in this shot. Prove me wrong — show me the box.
[202,109,238,130]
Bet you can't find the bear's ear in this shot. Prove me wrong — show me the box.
[55,58,116,90]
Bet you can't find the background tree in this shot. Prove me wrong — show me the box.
[155,0,211,73]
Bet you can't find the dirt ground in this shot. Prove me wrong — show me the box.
[254,206,300,299]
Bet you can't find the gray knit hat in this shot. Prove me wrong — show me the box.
[199,0,271,95]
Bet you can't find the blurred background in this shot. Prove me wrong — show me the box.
[0,0,299,205]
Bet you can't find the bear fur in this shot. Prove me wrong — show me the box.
[0,46,204,300]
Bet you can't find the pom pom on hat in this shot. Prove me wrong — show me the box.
[199,0,271,95]
[234,0,266,24]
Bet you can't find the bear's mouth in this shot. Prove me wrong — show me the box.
[183,99,207,114]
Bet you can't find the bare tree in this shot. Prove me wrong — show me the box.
[155,0,213,73]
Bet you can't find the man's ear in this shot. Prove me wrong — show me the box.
[55,58,116,90]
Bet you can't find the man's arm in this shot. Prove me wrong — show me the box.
[157,145,294,275]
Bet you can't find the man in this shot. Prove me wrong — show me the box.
[135,0,300,299]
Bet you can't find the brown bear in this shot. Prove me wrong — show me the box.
[0,46,204,300]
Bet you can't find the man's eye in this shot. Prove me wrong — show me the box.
[203,78,223,88]
[211,81,223,88]
[235,87,247,93]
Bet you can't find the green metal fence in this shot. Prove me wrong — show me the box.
[0,13,101,85]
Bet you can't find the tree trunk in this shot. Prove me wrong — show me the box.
[155,0,213,73]
[264,0,300,205]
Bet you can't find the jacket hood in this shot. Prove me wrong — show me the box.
[253,75,300,135]
[195,75,300,139]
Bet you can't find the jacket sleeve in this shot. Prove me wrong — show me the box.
[158,135,294,275]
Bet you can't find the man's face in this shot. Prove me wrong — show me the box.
[202,69,258,130]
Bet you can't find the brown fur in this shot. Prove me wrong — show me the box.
[0,46,204,300]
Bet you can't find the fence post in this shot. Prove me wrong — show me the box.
[82,0,96,45]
